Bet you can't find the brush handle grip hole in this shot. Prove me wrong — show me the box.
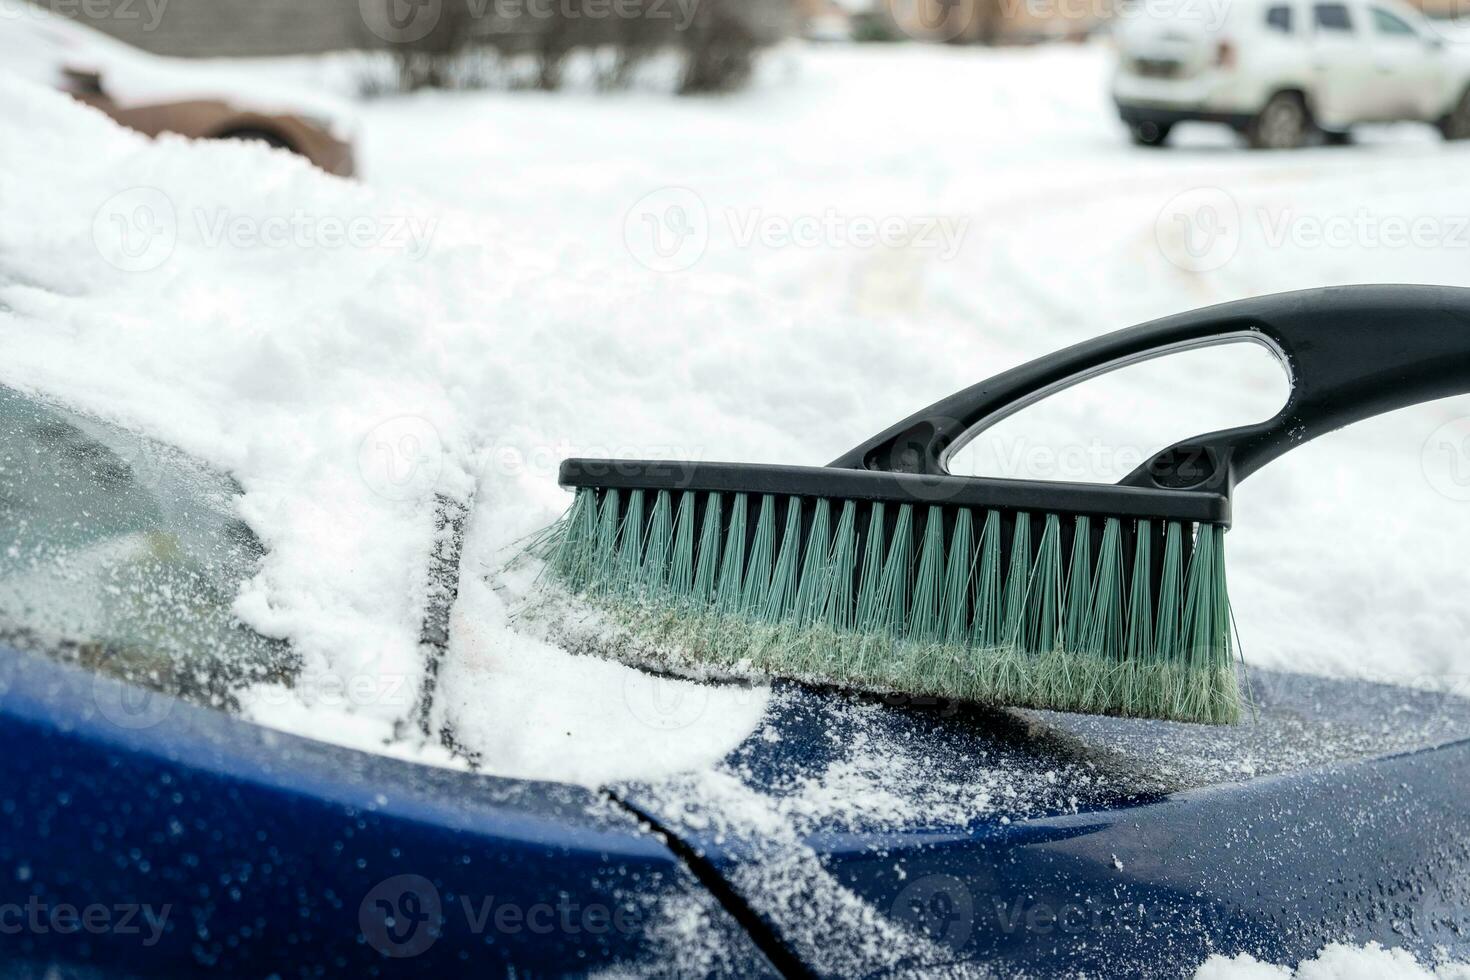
[1144,446,1225,491]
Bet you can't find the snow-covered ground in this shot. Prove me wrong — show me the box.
[5,39,1470,976]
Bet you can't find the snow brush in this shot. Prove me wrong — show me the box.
[535,285,1470,724]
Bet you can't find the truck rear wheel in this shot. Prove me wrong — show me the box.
[1128,120,1172,147]
[1249,92,1311,150]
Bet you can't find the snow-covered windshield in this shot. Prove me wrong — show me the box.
[0,384,295,709]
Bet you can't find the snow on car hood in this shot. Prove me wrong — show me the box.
[0,74,766,785]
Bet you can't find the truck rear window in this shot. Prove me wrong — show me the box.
[1266,5,1294,32]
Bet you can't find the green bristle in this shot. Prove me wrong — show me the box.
[909,506,947,641]
[740,495,778,616]
[990,512,1035,702]
[613,489,645,595]
[971,510,1003,648]
[1211,530,1230,658]
[1062,515,1092,650]
[667,492,696,599]
[715,493,749,614]
[1124,520,1154,660]
[551,488,597,589]
[528,489,579,565]
[1177,524,1227,720]
[641,490,674,592]
[590,489,622,594]
[913,507,974,695]
[1001,513,1032,646]
[857,503,914,683]
[940,508,974,646]
[1209,532,1234,722]
[1182,526,1231,672]
[533,485,1240,724]
[858,504,913,636]
[1153,521,1184,660]
[691,492,723,604]
[764,497,805,621]
[1085,517,1126,660]
[1022,514,1063,653]
[823,501,858,633]
[792,498,832,626]
[854,502,888,629]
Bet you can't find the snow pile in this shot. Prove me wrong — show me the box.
[0,74,772,780]
[1196,942,1470,979]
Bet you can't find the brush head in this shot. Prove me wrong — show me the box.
[533,461,1239,725]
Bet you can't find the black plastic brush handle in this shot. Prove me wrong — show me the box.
[561,285,1470,528]
[831,284,1470,495]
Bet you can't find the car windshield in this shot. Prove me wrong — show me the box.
[0,385,295,709]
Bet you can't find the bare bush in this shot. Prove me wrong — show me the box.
[676,0,791,93]
[362,0,793,94]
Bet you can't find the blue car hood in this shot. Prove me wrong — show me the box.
[613,670,1470,978]
[4,638,1469,978]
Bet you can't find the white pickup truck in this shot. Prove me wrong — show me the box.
[1112,0,1470,147]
